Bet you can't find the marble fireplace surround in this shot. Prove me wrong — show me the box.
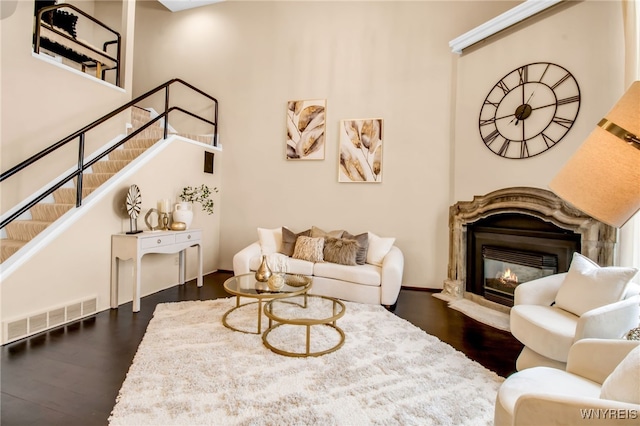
[439,187,616,311]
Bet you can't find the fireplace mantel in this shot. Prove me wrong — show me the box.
[441,187,616,300]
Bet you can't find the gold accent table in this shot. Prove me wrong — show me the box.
[222,273,312,334]
[262,295,346,357]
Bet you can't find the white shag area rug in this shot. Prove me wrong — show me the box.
[109,297,503,425]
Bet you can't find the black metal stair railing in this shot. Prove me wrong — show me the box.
[0,78,218,230]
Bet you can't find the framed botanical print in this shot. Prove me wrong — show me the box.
[286,99,326,160]
[338,118,383,182]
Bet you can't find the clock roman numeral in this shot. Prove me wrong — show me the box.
[496,80,510,95]
[480,117,497,127]
[483,99,500,108]
[551,72,571,89]
[552,116,575,129]
[518,65,529,85]
[541,133,557,148]
[520,141,529,158]
[557,95,580,105]
[482,129,500,146]
[497,139,511,156]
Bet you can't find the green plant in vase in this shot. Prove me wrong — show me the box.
[179,184,219,215]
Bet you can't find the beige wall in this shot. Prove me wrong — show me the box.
[0,0,132,211]
[132,1,518,289]
[452,0,626,203]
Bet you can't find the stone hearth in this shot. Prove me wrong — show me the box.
[440,187,616,309]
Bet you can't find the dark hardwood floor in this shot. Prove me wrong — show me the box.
[1,271,522,426]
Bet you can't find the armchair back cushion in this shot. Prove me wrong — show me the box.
[554,253,638,316]
[600,345,640,404]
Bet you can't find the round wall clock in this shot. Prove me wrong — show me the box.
[478,62,580,159]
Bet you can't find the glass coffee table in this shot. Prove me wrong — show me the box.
[222,273,312,334]
[262,295,346,357]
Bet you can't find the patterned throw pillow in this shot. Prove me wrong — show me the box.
[292,236,325,263]
[343,231,369,265]
[323,237,358,266]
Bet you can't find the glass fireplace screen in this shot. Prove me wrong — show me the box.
[482,246,558,299]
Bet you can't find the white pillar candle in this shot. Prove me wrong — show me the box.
[157,199,170,213]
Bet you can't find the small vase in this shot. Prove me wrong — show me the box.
[173,202,193,229]
[255,255,272,282]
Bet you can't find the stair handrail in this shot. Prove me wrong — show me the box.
[34,3,121,86]
[0,78,218,230]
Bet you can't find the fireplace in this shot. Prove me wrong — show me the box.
[466,213,580,306]
[441,187,616,308]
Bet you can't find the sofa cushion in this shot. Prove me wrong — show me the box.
[279,227,311,257]
[313,261,381,287]
[366,232,395,266]
[292,236,324,262]
[323,237,358,266]
[311,226,344,239]
[510,305,578,363]
[257,227,283,254]
[600,345,640,404]
[555,252,638,316]
[343,231,369,265]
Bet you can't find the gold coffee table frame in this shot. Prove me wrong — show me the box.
[222,273,312,334]
[262,295,346,357]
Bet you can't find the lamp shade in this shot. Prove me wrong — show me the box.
[549,81,640,228]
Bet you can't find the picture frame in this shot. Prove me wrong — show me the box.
[338,118,383,182]
[286,99,326,160]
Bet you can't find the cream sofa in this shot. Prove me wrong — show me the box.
[232,227,404,307]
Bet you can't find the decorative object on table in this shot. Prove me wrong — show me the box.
[157,199,171,230]
[125,184,142,234]
[267,273,285,291]
[478,62,580,159]
[286,99,326,160]
[177,184,218,229]
[550,81,639,228]
[339,118,383,182]
[255,254,272,283]
[626,327,640,341]
[285,274,311,287]
[144,208,160,231]
[169,221,186,231]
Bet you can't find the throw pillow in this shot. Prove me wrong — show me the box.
[600,345,640,404]
[343,231,369,265]
[279,227,311,257]
[292,236,324,263]
[323,237,358,266]
[311,226,344,240]
[554,252,638,316]
[257,227,283,255]
[366,232,395,266]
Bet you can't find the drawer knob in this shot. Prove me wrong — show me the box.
[157,239,161,244]
[188,235,191,239]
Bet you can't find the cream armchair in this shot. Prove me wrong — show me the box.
[495,338,640,426]
[510,253,640,371]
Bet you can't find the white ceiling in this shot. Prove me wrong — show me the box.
[157,0,224,13]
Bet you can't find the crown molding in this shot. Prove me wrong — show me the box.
[449,0,563,54]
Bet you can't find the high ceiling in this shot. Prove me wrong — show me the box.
[157,0,224,13]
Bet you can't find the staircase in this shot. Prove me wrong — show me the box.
[0,108,162,263]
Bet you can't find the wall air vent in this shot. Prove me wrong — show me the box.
[2,296,98,345]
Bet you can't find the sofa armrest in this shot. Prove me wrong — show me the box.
[380,246,404,306]
[513,273,567,306]
[575,295,640,341]
[233,242,261,276]
[566,338,640,384]
[514,394,640,426]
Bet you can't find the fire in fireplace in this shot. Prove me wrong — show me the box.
[482,246,558,306]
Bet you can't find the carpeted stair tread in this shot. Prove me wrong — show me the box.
[123,138,159,149]
[30,203,74,221]
[5,220,53,241]
[1,240,26,263]
[53,187,95,204]
[108,148,146,161]
[74,173,115,188]
[92,160,130,174]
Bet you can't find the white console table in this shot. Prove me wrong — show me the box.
[110,229,203,312]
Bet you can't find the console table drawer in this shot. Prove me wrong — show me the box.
[176,231,201,244]
[141,234,176,249]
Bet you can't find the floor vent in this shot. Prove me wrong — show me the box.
[2,296,98,344]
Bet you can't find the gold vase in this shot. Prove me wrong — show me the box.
[255,255,272,282]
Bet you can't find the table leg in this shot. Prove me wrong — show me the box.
[196,243,203,287]
[257,298,263,334]
[133,257,141,312]
[110,257,119,309]
[306,325,311,355]
[178,250,186,285]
